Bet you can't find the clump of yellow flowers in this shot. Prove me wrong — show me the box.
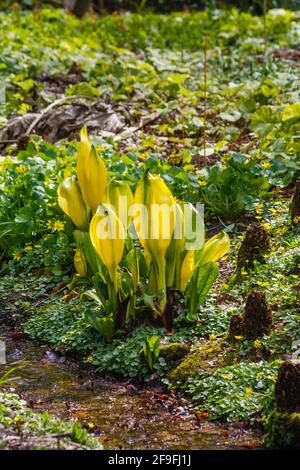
[57,127,230,338]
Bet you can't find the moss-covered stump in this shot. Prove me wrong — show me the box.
[169,339,235,384]
[243,290,273,339]
[275,361,300,413]
[264,409,300,449]
[290,181,300,225]
[228,290,272,340]
[228,314,244,339]
[235,222,270,281]
[159,342,190,364]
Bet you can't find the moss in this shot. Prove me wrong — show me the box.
[159,342,189,364]
[290,181,300,225]
[275,361,300,413]
[264,409,300,449]
[235,222,270,281]
[169,338,235,384]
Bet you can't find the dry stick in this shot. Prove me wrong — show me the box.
[24,96,75,137]
[263,0,268,61]
[203,33,208,166]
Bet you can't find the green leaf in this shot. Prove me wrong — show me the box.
[186,262,219,321]
[281,103,300,123]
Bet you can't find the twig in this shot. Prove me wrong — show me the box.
[24,96,74,137]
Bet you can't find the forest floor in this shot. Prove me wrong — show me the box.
[0,7,299,449]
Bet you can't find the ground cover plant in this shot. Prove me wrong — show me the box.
[0,3,299,451]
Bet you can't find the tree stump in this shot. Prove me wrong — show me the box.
[235,222,270,282]
[228,290,273,340]
[290,181,300,225]
[243,290,273,339]
[275,361,300,413]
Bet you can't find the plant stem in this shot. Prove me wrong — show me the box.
[203,32,208,166]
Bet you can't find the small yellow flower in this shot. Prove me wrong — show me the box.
[209,333,217,341]
[24,244,32,251]
[235,335,244,341]
[198,180,207,187]
[16,165,28,174]
[46,220,52,230]
[293,215,300,224]
[222,153,231,162]
[87,422,95,429]
[0,161,8,172]
[245,387,253,397]
[261,162,271,169]
[255,203,264,214]
[13,251,22,261]
[86,355,94,364]
[253,340,262,349]
[14,416,22,424]
[54,220,65,232]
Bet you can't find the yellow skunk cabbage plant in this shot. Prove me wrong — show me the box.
[185,231,231,321]
[77,126,108,211]
[57,176,89,231]
[74,247,87,277]
[108,178,133,229]
[133,170,175,322]
[57,128,230,339]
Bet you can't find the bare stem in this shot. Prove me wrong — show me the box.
[203,32,208,166]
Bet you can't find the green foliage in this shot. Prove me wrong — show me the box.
[84,310,115,343]
[198,154,270,218]
[142,335,160,369]
[0,137,75,260]
[185,262,219,321]
[0,392,101,449]
[187,361,281,422]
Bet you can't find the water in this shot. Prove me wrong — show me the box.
[1,331,262,450]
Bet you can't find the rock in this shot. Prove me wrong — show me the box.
[169,339,234,383]
[235,222,270,282]
[290,181,300,225]
[159,342,189,364]
[243,290,273,339]
[264,409,300,449]
[275,361,300,413]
